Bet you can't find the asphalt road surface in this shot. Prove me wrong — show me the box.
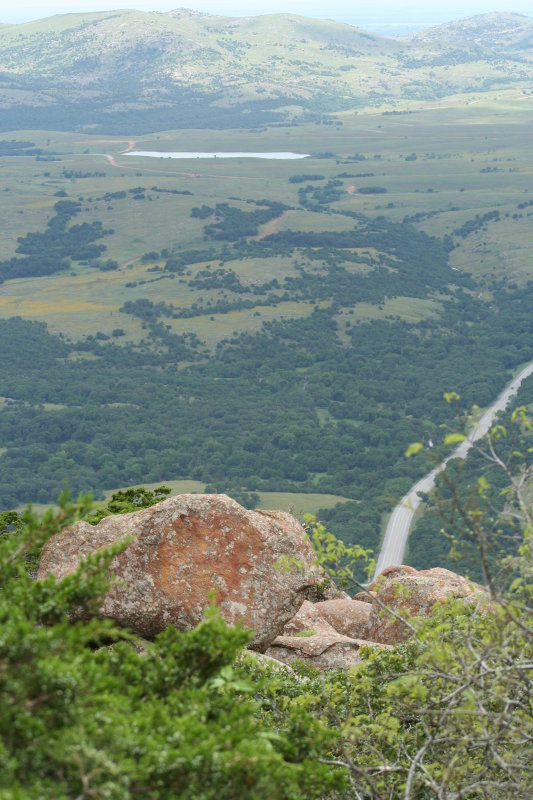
[374,361,533,578]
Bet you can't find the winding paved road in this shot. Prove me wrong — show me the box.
[374,361,533,578]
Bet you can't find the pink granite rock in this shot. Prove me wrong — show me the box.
[314,598,371,639]
[38,494,322,651]
[281,600,338,637]
[368,565,487,645]
[266,631,388,670]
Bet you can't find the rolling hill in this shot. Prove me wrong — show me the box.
[0,9,531,132]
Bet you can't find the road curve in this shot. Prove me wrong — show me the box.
[373,360,533,578]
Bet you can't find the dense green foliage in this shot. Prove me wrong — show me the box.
[86,485,172,524]
[192,201,287,241]
[0,139,42,156]
[1,236,533,559]
[0,200,111,282]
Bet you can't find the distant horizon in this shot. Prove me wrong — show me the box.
[1,2,532,35]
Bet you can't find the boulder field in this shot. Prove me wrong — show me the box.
[38,494,487,668]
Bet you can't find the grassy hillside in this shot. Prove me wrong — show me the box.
[407,12,533,57]
[0,10,531,132]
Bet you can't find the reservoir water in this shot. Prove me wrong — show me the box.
[125,151,310,160]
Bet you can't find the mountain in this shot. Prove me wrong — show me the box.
[405,12,533,65]
[0,9,531,133]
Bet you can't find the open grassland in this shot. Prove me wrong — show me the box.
[334,297,443,343]
[20,483,350,520]
[449,214,533,283]
[0,255,322,346]
[1,93,533,349]
[169,301,323,349]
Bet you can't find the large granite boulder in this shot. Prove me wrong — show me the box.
[38,494,322,651]
[368,565,487,645]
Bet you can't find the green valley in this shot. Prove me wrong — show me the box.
[0,9,532,575]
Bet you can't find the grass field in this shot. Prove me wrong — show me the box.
[1,92,533,347]
[334,297,442,343]
[20,483,351,521]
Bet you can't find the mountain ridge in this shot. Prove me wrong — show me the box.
[0,9,531,133]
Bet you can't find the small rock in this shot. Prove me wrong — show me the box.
[266,632,378,670]
[352,590,376,604]
[281,599,338,637]
[367,564,417,591]
[314,598,371,639]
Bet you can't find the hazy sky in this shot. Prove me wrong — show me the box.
[2,1,532,28]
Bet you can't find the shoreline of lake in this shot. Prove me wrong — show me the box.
[124,151,310,160]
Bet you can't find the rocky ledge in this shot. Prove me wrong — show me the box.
[38,495,487,667]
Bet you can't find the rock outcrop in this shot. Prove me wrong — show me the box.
[38,492,488,666]
[38,494,321,651]
[265,566,486,668]
[368,566,487,645]
[264,598,381,669]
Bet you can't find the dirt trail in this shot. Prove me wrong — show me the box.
[255,210,293,241]
[75,139,136,167]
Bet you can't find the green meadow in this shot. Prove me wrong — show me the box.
[1,92,532,348]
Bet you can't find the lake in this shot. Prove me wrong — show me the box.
[125,151,310,160]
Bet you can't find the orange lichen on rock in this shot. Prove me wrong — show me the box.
[38,494,321,651]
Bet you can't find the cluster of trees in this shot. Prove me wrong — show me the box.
[452,210,500,238]
[0,139,43,156]
[164,248,219,274]
[298,179,344,207]
[288,173,326,183]
[189,266,280,296]
[0,200,111,282]
[0,93,290,136]
[193,201,287,241]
